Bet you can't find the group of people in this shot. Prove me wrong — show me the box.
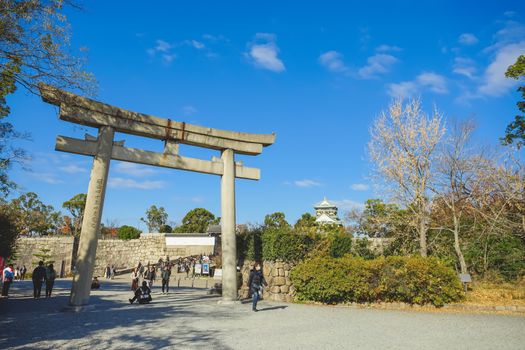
[1,261,56,299]
[129,259,172,304]
[2,265,27,282]
[103,265,117,279]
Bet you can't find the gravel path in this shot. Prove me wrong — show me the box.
[1,277,524,349]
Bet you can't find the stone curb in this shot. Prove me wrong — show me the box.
[295,301,525,314]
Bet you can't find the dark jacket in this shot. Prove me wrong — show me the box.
[161,268,171,280]
[32,266,46,283]
[248,269,267,290]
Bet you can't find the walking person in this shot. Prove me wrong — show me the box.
[32,261,47,299]
[105,265,111,279]
[1,264,14,297]
[110,265,116,279]
[161,264,171,294]
[248,262,268,312]
[45,263,57,298]
[145,265,155,289]
[20,265,27,281]
[131,268,140,291]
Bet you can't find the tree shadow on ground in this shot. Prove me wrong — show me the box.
[0,280,235,349]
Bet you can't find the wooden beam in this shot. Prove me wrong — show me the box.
[55,136,260,180]
[39,84,276,146]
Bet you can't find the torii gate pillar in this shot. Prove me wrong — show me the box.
[69,126,114,306]
[220,148,237,302]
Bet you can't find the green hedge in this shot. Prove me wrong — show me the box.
[118,225,141,240]
[237,228,315,262]
[291,255,464,306]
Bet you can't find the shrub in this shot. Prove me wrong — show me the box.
[291,255,464,306]
[159,224,172,233]
[118,225,141,240]
[329,232,353,258]
[262,229,315,262]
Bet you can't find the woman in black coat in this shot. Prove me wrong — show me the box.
[247,262,267,312]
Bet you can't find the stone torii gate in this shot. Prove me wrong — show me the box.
[39,84,275,307]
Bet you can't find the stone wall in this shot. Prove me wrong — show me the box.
[14,237,77,277]
[240,260,296,302]
[13,234,215,276]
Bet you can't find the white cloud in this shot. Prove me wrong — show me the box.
[191,196,204,203]
[458,33,479,45]
[162,54,176,64]
[417,72,448,94]
[293,179,323,188]
[488,21,525,52]
[190,40,205,49]
[332,199,365,210]
[376,45,402,52]
[350,183,369,191]
[387,81,418,98]
[478,41,525,97]
[202,34,229,44]
[319,51,349,73]
[358,54,398,78]
[453,57,477,79]
[35,173,63,185]
[246,33,285,72]
[155,39,172,53]
[182,105,198,115]
[109,177,165,190]
[387,72,448,97]
[59,164,87,174]
[114,162,156,177]
[148,39,176,65]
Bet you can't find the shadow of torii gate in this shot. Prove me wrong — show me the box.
[39,84,275,307]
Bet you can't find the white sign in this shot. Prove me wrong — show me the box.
[214,268,223,279]
[195,264,202,274]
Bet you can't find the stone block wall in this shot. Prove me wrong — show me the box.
[240,260,296,302]
[14,237,76,276]
[13,234,215,276]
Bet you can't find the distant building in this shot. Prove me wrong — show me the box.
[314,197,343,226]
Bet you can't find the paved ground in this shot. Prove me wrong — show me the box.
[1,276,524,350]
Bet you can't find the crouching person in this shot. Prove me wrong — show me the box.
[129,281,152,304]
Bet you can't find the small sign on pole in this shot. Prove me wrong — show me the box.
[195,263,202,275]
[459,273,472,293]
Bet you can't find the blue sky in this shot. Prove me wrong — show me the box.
[7,1,525,229]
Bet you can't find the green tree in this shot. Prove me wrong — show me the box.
[0,1,95,195]
[0,206,18,258]
[62,193,86,236]
[294,212,317,235]
[117,225,141,240]
[329,232,353,258]
[9,192,60,235]
[175,208,219,233]
[263,212,291,231]
[159,224,173,233]
[0,0,95,115]
[141,205,168,232]
[33,247,54,266]
[502,55,525,149]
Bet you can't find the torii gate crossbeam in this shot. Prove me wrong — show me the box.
[39,84,275,307]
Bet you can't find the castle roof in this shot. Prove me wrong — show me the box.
[315,197,337,209]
